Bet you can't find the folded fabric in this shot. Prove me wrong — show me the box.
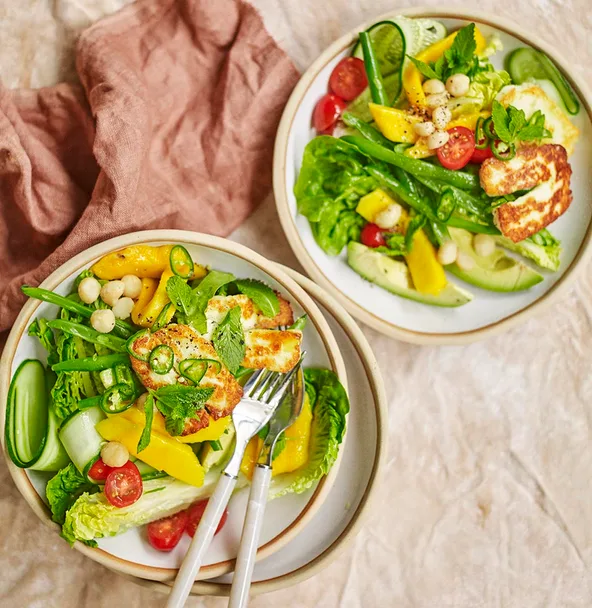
[0,0,299,346]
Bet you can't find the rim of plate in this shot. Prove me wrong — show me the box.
[0,230,348,582]
[273,7,592,345]
[107,265,389,596]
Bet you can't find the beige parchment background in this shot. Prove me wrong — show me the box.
[1,1,592,607]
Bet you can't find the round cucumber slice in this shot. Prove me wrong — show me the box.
[397,17,447,56]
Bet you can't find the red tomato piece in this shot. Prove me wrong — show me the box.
[329,57,368,101]
[185,500,228,538]
[147,510,189,552]
[104,460,143,508]
[436,126,476,170]
[313,94,347,134]
[87,457,113,482]
[360,223,386,248]
[470,145,493,163]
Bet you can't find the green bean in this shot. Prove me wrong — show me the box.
[48,320,127,352]
[341,112,392,147]
[413,175,487,218]
[52,353,130,372]
[447,217,500,235]
[22,286,134,338]
[342,136,480,190]
[289,314,308,331]
[359,32,389,106]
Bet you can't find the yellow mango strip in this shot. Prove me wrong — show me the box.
[368,104,422,143]
[96,415,205,487]
[91,245,174,280]
[404,138,433,160]
[131,278,158,325]
[240,436,263,480]
[135,268,176,328]
[401,210,447,295]
[403,27,487,108]
[356,188,394,223]
[176,416,231,444]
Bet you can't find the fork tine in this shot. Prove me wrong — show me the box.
[258,372,286,402]
[242,368,268,398]
[267,359,304,406]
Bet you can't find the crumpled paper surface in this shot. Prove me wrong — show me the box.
[1,1,592,607]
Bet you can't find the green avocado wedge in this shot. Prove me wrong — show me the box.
[347,242,473,307]
[448,228,544,292]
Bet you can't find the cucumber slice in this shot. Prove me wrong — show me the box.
[30,407,70,471]
[352,21,405,78]
[506,47,580,115]
[59,406,106,473]
[134,460,168,481]
[395,17,447,56]
[5,360,49,467]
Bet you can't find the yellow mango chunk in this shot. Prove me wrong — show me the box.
[96,415,205,487]
[135,268,176,328]
[356,188,395,223]
[448,110,490,130]
[92,245,174,280]
[176,416,232,444]
[403,27,487,108]
[368,104,422,143]
[400,210,447,296]
[131,278,158,325]
[240,394,313,479]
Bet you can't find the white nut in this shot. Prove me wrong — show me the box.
[77,277,101,304]
[100,280,125,307]
[446,73,471,98]
[422,79,446,95]
[432,106,452,131]
[112,296,135,320]
[427,130,450,150]
[90,309,116,333]
[456,251,476,271]
[473,234,496,257]
[413,121,436,137]
[101,441,129,468]
[425,92,449,109]
[121,274,142,299]
[437,241,458,266]
[374,204,403,230]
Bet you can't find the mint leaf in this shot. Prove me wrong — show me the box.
[151,385,213,437]
[137,393,155,452]
[407,56,440,80]
[433,56,446,80]
[518,110,551,141]
[507,105,526,138]
[190,270,235,333]
[375,233,406,258]
[491,100,512,143]
[444,23,476,73]
[166,276,195,322]
[234,279,280,318]
[405,215,427,252]
[212,306,245,374]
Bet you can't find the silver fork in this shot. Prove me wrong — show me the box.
[166,363,303,608]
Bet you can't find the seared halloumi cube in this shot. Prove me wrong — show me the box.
[242,329,302,373]
[481,144,573,242]
[496,84,579,155]
[130,324,243,431]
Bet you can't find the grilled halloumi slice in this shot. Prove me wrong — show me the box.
[481,144,573,242]
[496,84,580,155]
[242,329,302,373]
[204,293,294,337]
[130,324,243,432]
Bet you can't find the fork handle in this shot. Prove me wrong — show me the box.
[166,473,237,608]
[228,465,272,608]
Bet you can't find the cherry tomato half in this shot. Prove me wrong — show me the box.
[185,500,228,538]
[87,457,113,482]
[436,126,476,170]
[313,94,347,134]
[147,510,189,552]
[360,223,386,248]
[104,461,143,508]
[470,145,493,164]
[329,57,368,101]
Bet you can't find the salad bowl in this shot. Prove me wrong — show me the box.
[274,8,592,344]
[0,230,349,582]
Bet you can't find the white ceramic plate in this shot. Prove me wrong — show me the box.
[274,9,592,344]
[0,231,349,582]
[111,266,388,596]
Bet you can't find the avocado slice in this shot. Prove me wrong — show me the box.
[347,242,473,307]
[199,425,235,472]
[448,228,544,292]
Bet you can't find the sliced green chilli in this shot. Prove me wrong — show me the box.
[152,302,172,332]
[149,345,174,375]
[100,383,135,414]
[169,245,193,279]
[491,139,516,160]
[436,189,457,222]
[126,329,151,362]
[474,117,489,149]
[483,117,496,139]
[178,358,221,385]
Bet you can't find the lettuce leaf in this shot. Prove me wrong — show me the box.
[47,463,97,528]
[447,65,511,117]
[295,136,372,256]
[269,368,349,499]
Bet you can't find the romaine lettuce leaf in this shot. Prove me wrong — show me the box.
[47,463,97,527]
[295,136,373,256]
[447,65,511,117]
[269,368,349,499]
